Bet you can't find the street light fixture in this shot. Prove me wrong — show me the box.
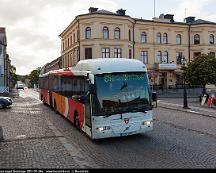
[181,56,189,109]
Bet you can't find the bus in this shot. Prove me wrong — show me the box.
[39,58,157,139]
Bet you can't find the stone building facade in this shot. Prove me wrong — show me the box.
[58,7,216,89]
[0,27,11,93]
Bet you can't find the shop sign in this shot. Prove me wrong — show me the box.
[159,64,177,70]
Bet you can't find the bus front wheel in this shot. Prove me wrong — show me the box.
[74,113,81,131]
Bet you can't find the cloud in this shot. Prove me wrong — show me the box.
[1,0,118,75]
[169,0,211,21]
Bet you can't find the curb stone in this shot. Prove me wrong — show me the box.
[0,126,3,141]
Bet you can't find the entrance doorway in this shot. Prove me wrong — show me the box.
[159,72,167,89]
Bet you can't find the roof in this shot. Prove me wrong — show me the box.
[73,58,147,75]
[192,19,216,25]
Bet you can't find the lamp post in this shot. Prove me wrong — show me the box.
[182,57,189,109]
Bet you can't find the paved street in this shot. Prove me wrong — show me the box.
[0,89,216,169]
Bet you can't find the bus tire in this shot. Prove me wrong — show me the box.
[74,112,81,131]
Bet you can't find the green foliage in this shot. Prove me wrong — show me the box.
[184,54,216,87]
[29,67,41,88]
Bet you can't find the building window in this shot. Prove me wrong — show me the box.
[194,52,201,58]
[176,34,182,45]
[77,30,80,41]
[194,34,200,45]
[209,52,215,58]
[157,32,161,44]
[209,34,214,44]
[163,33,168,44]
[156,51,162,63]
[176,52,183,65]
[73,33,75,43]
[68,38,70,48]
[129,49,132,59]
[162,51,168,64]
[114,27,120,39]
[85,27,91,39]
[62,42,65,51]
[129,29,131,41]
[70,35,72,45]
[114,48,121,58]
[85,48,92,59]
[141,32,147,43]
[102,48,110,58]
[103,27,109,39]
[141,51,148,64]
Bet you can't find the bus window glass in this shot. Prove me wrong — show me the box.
[94,72,151,116]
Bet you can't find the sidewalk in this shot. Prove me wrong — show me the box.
[158,99,216,118]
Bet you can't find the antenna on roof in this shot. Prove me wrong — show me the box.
[154,0,156,18]
[184,8,187,22]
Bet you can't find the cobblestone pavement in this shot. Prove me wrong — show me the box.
[0,89,216,169]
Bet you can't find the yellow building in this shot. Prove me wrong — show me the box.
[59,7,216,89]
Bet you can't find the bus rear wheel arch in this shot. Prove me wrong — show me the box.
[74,111,81,131]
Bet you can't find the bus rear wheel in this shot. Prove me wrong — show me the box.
[74,113,81,131]
[54,102,58,114]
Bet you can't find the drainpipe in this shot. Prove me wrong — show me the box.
[188,24,191,62]
[76,17,81,62]
[133,20,136,59]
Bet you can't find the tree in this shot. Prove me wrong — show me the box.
[10,65,18,87]
[28,67,41,88]
[184,54,216,95]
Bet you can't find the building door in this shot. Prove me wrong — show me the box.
[85,48,92,59]
[159,72,167,89]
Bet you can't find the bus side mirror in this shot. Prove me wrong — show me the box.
[89,84,96,95]
[152,92,157,102]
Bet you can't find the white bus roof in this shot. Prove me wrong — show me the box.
[73,58,147,74]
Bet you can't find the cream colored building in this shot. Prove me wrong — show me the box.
[59,7,216,89]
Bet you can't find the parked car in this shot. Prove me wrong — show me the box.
[0,97,13,109]
[16,84,25,90]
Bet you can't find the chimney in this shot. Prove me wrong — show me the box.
[185,16,195,23]
[116,9,126,16]
[164,14,174,22]
[88,7,98,13]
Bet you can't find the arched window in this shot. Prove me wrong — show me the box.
[194,34,200,44]
[103,26,109,39]
[114,27,120,39]
[163,33,168,44]
[176,34,182,45]
[141,32,147,43]
[157,32,161,44]
[85,27,91,39]
[129,29,131,41]
[209,34,214,44]
[162,51,168,64]
[156,51,162,63]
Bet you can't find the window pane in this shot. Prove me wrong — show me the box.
[176,34,181,44]
[194,34,200,44]
[114,28,120,39]
[157,33,161,44]
[210,34,214,44]
[141,51,148,64]
[86,27,91,39]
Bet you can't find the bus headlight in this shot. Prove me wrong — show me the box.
[143,120,152,126]
[96,126,111,132]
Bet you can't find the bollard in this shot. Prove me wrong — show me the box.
[0,126,3,141]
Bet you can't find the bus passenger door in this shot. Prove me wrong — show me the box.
[84,93,92,137]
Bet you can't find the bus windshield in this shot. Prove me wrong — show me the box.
[93,72,152,116]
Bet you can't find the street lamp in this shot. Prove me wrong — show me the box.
[181,56,189,109]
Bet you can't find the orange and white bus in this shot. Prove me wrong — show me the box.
[39,58,156,139]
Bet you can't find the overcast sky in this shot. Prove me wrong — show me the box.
[1,0,216,75]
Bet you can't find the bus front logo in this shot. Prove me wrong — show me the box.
[124,118,129,124]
